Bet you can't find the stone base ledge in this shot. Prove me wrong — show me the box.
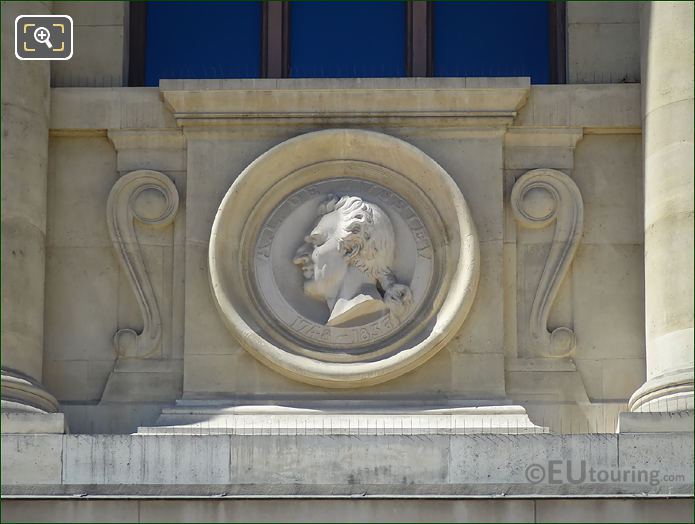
[2,497,694,524]
[0,412,66,434]
[2,433,692,498]
[617,411,694,433]
[140,403,547,436]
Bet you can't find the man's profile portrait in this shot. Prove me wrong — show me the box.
[293,195,413,327]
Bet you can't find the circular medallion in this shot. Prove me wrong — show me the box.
[209,129,479,387]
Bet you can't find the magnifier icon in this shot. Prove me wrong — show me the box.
[33,26,53,49]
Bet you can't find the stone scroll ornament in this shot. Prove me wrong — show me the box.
[511,168,583,358]
[106,170,179,358]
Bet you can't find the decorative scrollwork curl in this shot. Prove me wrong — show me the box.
[106,170,179,358]
[511,168,583,358]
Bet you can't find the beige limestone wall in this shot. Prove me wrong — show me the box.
[43,136,120,401]
[571,134,645,402]
[38,82,647,433]
[567,2,640,84]
[51,1,127,87]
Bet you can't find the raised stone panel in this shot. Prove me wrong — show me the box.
[43,358,114,402]
[573,135,643,245]
[63,435,232,485]
[1,434,62,485]
[449,241,505,356]
[618,432,694,485]
[567,3,640,84]
[51,88,177,130]
[47,137,118,248]
[44,246,118,361]
[536,499,694,523]
[450,434,619,486]
[514,85,641,129]
[572,244,645,361]
[44,136,121,395]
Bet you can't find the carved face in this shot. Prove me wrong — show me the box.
[293,209,349,302]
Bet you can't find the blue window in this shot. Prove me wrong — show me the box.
[145,2,261,86]
[137,1,556,85]
[289,2,406,78]
[433,2,550,83]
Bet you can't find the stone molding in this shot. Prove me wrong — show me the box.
[107,129,186,173]
[0,367,60,414]
[629,368,695,413]
[504,127,584,171]
[142,404,546,435]
[160,78,530,127]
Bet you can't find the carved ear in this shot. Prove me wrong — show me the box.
[340,238,361,259]
[343,242,361,259]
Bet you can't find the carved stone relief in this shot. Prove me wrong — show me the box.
[209,129,480,387]
[510,168,583,358]
[106,169,180,359]
[254,179,434,354]
[293,194,413,328]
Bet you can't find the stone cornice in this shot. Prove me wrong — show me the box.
[159,78,530,128]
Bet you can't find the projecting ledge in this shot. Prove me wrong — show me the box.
[159,77,531,126]
[1,432,692,497]
[138,403,546,436]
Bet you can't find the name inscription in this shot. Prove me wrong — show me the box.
[289,312,395,346]
[256,180,433,261]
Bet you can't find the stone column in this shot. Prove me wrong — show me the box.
[1,1,61,417]
[629,1,694,413]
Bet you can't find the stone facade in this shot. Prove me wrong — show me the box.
[1,1,693,522]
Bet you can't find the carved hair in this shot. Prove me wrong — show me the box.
[318,195,413,321]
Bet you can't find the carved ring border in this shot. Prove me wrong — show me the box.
[209,129,480,388]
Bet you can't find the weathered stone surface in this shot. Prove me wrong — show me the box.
[37,79,657,428]
[567,2,640,84]
[2,1,694,520]
[2,433,692,497]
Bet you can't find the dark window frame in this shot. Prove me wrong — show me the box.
[129,1,566,86]
[407,1,432,77]
[548,1,567,84]
[128,2,147,87]
[262,1,289,78]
